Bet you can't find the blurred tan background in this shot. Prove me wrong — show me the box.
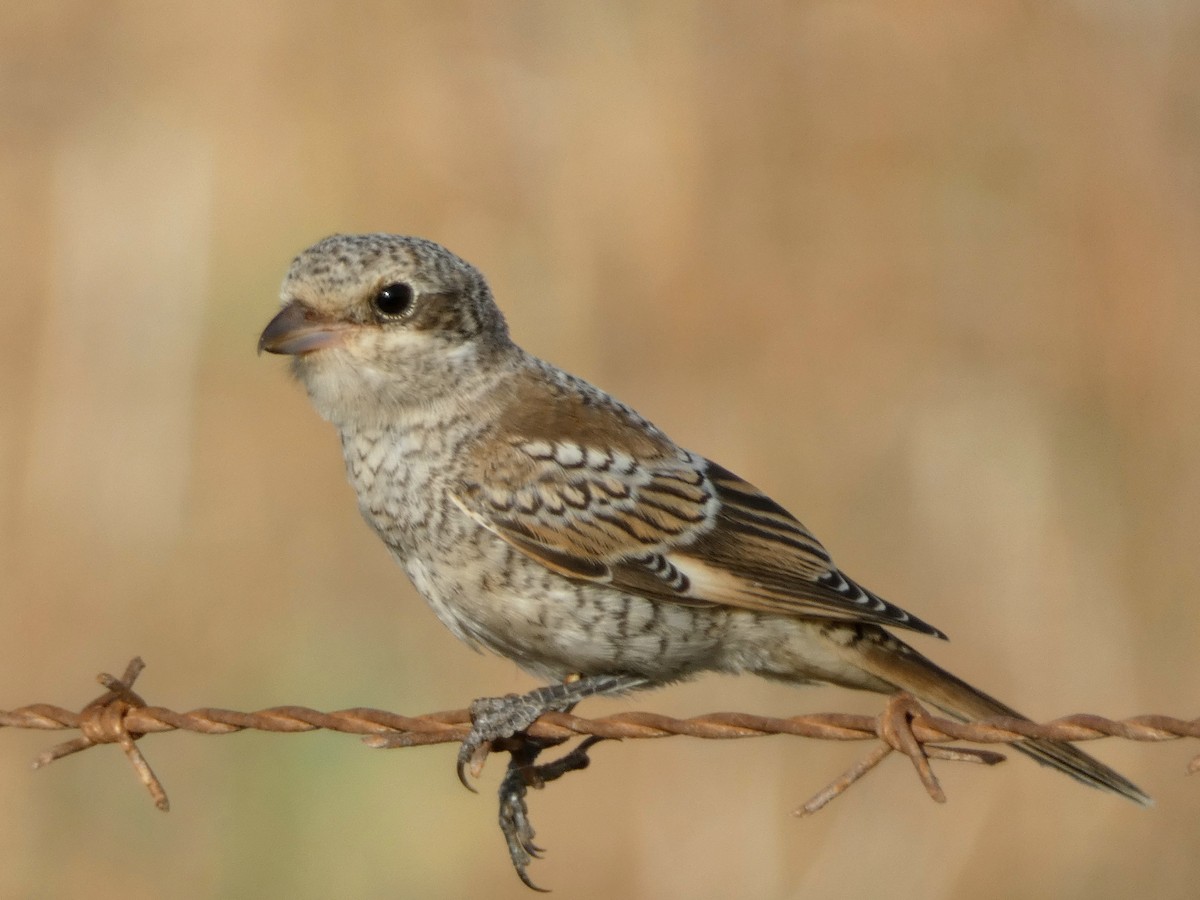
[2,2,1198,898]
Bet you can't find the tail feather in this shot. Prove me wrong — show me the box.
[847,627,1151,806]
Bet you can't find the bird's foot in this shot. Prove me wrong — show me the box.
[456,673,644,788]
[496,734,604,891]
[457,673,645,890]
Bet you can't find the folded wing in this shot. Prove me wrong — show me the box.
[454,432,945,639]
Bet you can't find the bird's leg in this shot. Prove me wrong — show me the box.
[496,734,605,891]
[462,673,644,889]
[457,672,645,787]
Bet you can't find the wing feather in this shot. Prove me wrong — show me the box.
[455,434,945,638]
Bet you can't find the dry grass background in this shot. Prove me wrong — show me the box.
[2,2,1198,898]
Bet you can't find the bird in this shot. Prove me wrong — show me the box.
[259,233,1148,879]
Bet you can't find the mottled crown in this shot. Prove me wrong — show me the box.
[283,233,508,342]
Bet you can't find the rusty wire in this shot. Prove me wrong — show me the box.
[4,658,1198,817]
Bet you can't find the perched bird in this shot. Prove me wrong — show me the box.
[259,233,1147,873]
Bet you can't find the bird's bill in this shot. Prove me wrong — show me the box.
[258,300,352,356]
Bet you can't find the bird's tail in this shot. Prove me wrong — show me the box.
[844,627,1151,806]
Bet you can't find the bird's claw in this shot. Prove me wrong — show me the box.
[456,693,551,789]
[499,762,547,891]
[497,735,605,892]
[455,740,489,792]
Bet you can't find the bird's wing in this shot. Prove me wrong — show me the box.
[453,436,945,639]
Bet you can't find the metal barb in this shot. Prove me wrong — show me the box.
[28,657,169,811]
[879,692,946,803]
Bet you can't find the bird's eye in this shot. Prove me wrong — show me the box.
[372,282,414,319]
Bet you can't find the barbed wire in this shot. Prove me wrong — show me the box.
[4,658,1198,819]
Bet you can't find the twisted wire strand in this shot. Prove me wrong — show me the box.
[7,701,1200,749]
[4,659,1198,816]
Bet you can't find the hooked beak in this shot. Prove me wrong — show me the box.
[258,300,352,356]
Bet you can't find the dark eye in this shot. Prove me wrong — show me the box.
[372,282,414,319]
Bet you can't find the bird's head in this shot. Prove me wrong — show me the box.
[259,234,512,428]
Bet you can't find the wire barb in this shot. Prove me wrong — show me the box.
[28,658,169,811]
